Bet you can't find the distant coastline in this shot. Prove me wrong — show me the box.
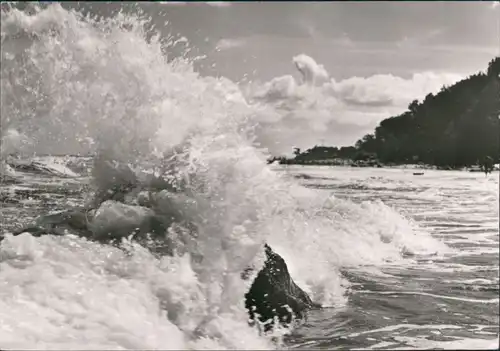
[270,57,500,172]
[267,156,500,172]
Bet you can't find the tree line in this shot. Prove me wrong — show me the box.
[273,57,499,169]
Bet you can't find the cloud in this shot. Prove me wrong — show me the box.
[215,38,245,51]
[158,1,188,5]
[252,55,462,111]
[247,56,385,153]
[245,54,464,154]
[159,1,232,6]
[253,75,297,101]
[329,71,463,108]
[341,96,393,108]
[293,54,329,85]
[205,2,232,7]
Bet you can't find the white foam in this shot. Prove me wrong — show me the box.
[0,3,470,350]
[0,233,272,350]
[357,290,500,304]
[346,323,463,339]
[391,335,499,350]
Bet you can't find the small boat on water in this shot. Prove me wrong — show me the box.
[468,166,483,172]
[413,172,424,176]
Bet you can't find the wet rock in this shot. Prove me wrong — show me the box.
[89,201,154,239]
[88,154,139,207]
[245,244,320,331]
[11,208,93,237]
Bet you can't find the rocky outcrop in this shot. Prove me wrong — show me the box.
[245,244,321,331]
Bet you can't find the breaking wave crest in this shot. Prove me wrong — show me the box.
[0,3,449,349]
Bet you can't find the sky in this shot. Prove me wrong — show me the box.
[8,1,500,154]
[153,1,499,80]
[141,1,500,152]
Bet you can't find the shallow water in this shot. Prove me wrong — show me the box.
[1,162,498,350]
[281,166,499,350]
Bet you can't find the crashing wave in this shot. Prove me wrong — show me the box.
[0,4,450,348]
[8,155,320,332]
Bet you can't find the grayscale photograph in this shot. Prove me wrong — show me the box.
[0,1,499,350]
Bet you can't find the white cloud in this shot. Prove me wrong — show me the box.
[253,75,297,101]
[158,1,188,5]
[293,54,329,85]
[158,1,232,6]
[329,71,463,108]
[215,38,245,51]
[245,54,464,155]
[205,2,232,7]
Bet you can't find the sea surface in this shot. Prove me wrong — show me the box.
[1,3,499,350]
[1,159,498,350]
[280,166,499,350]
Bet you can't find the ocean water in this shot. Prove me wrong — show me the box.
[1,161,498,349]
[1,3,498,350]
[281,166,499,350]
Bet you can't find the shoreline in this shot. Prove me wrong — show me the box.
[270,161,500,172]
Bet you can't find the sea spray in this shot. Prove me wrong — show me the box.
[0,3,449,349]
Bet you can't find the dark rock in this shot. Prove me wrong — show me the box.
[11,208,94,237]
[245,244,320,331]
